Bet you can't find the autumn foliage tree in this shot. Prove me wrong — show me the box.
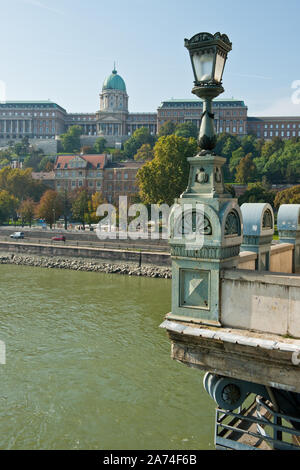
[0,190,19,224]
[19,198,36,226]
[35,190,63,228]
[274,185,300,209]
[235,153,257,184]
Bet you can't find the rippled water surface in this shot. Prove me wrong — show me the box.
[0,264,215,450]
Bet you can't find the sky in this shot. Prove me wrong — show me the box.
[1,0,300,117]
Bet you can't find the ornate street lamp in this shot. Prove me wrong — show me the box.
[184,32,232,152]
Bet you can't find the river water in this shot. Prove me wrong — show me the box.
[0,264,215,450]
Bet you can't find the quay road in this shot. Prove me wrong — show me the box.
[0,227,170,254]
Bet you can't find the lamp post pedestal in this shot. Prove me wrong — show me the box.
[192,84,224,153]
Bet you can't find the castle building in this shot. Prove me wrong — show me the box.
[0,67,299,153]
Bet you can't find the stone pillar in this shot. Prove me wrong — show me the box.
[168,152,243,326]
[240,203,274,271]
[277,204,300,273]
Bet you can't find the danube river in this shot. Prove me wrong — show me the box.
[0,264,215,450]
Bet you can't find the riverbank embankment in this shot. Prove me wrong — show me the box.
[0,253,172,278]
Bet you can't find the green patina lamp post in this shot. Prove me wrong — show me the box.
[184,32,232,152]
[167,32,243,326]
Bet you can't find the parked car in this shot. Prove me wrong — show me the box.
[10,232,25,239]
[51,235,66,242]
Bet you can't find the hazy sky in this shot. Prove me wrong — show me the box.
[1,0,300,116]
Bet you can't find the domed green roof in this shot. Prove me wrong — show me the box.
[102,69,126,92]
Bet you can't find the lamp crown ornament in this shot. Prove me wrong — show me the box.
[184,31,232,153]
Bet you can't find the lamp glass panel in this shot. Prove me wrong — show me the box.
[192,51,214,82]
[214,53,225,82]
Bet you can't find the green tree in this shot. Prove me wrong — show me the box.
[124,127,156,159]
[71,189,90,228]
[0,167,46,202]
[38,155,55,172]
[23,149,45,171]
[229,147,245,176]
[158,120,177,137]
[238,182,276,206]
[175,122,198,139]
[240,135,259,158]
[0,190,19,224]
[235,153,257,184]
[274,185,300,209]
[137,135,198,205]
[60,125,82,153]
[58,189,74,230]
[219,135,240,160]
[134,143,154,161]
[94,137,107,154]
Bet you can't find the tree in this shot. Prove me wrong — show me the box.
[0,167,45,202]
[274,185,300,209]
[218,135,240,160]
[137,135,198,206]
[134,143,154,161]
[238,183,276,206]
[0,190,19,224]
[71,189,90,228]
[175,122,198,139]
[86,191,107,224]
[35,190,63,228]
[229,147,245,176]
[58,189,74,230]
[235,153,257,184]
[158,120,177,137]
[240,134,259,158]
[23,149,45,171]
[124,127,156,159]
[38,156,55,172]
[94,137,107,154]
[19,198,36,227]
[60,125,82,153]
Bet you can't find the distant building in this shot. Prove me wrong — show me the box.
[53,153,143,203]
[54,154,107,193]
[157,99,248,136]
[32,171,55,189]
[247,116,300,140]
[0,68,299,150]
[103,160,144,204]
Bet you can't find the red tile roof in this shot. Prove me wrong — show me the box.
[54,154,107,170]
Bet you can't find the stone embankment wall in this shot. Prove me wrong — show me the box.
[0,241,171,267]
[0,253,172,279]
